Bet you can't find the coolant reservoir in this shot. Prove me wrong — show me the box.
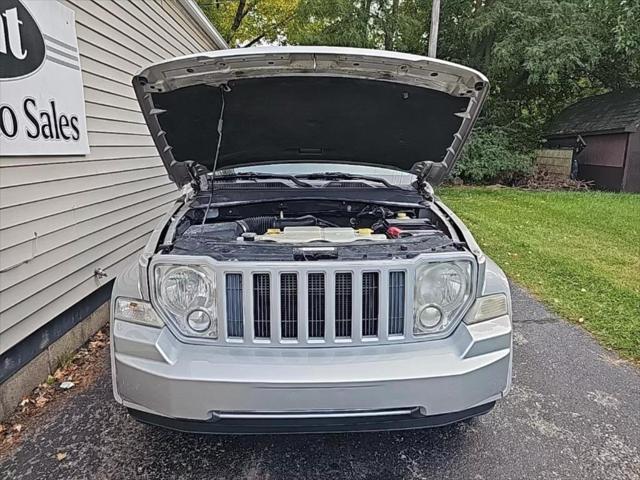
[254,226,387,243]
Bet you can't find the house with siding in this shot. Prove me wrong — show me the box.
[0,0,227,420]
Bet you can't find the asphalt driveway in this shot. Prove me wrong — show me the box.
[2,285,639,480]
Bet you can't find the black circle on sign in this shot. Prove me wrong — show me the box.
[0,0,46,80]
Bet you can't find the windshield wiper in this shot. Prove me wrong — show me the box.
[294,172,399,189]
[213,172,313,188]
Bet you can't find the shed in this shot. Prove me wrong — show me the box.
[545,89,640,192]
[0,0,227,420]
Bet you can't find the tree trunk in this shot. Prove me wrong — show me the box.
[384,0,399,50]
[228,0,252,43]
[244,34,265,48]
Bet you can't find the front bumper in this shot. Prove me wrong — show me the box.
[128,402,496,434]
[112,314,511,433]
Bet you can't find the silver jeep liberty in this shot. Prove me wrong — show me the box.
[111,47,512,434]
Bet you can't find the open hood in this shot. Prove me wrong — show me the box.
[134,47,489,188]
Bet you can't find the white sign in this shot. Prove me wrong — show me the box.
[0,0,89,156]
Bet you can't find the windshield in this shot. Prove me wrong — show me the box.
[218,163,415,186]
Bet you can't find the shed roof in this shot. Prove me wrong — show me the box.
[547,89,640,137]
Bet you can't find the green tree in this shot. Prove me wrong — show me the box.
[197,0,300,46]
[200,0,640,151]
[288,0,640,148]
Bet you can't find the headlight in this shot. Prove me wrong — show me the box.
[155,265,218,338]
[414,261,472,335]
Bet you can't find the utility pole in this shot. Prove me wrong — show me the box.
[428,0,440,58]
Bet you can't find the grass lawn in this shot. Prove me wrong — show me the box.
[438,187,640,361]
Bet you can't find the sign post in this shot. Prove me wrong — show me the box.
[428,0,440,58]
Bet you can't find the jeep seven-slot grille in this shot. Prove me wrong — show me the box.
[280,273,298,339]
[225,269,407,345]
[388,271,405,335]
[225,273,244,337]
[308,273,326,338]
[253,273,271,338]
[335,273,353,338]
[362,272,379,336]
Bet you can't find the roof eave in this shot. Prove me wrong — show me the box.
[546,127,631,138]
[178,0,228,50]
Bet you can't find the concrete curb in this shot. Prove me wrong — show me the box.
[0,302,110,422]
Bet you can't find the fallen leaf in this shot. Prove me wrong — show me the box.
[35,395,49,408]
[60,381,75,390]
[12,424,22,433]
[19,398,29,407]
[56,452,67,461]
[0,424,6,434]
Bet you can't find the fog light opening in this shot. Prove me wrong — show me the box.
[187,309,212,332]
[418,305,443,330]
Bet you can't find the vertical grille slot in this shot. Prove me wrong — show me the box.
[253,273,271,338]
[225,273,244,337]
[388,271,405,335]
[308,273,325,338]
[362,272,379,337]
[335,273,353,338]
[280,273,298,339]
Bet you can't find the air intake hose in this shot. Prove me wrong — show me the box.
[236,215,327,235]
[236,216,278,235]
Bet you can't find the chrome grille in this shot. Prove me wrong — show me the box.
[362,272,379,336]
[155,253,477,347]
[335,273,353,338]
[225,273,244,337]
[308,273,325,338]
[388,271,405,335]
[253,273,271,338]
[280,273,298,339]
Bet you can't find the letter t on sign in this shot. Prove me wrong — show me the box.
[0,7,28,60]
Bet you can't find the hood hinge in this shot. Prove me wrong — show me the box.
[412,160,448,201]
[412,175,434,202]
[186,161,209,193]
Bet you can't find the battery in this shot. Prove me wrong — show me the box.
[382,217,434,230]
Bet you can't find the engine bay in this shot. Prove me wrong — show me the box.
[165,198,462,261]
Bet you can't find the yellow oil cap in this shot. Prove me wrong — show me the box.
[266,228,281,235]
[396,212,408,219]
[357,228,373,235]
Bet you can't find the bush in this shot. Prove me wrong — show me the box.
[451,128,535,185]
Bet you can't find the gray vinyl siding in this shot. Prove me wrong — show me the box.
[0,0,222,354]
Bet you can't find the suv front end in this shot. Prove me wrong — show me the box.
[111,47,512,433]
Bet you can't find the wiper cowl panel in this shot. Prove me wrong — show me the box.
[214,172,313,188]
[294,172,398,189]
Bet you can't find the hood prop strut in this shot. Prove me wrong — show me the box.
[197,85,228,229]
[210,84,227,180]
[189,84,228,194]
